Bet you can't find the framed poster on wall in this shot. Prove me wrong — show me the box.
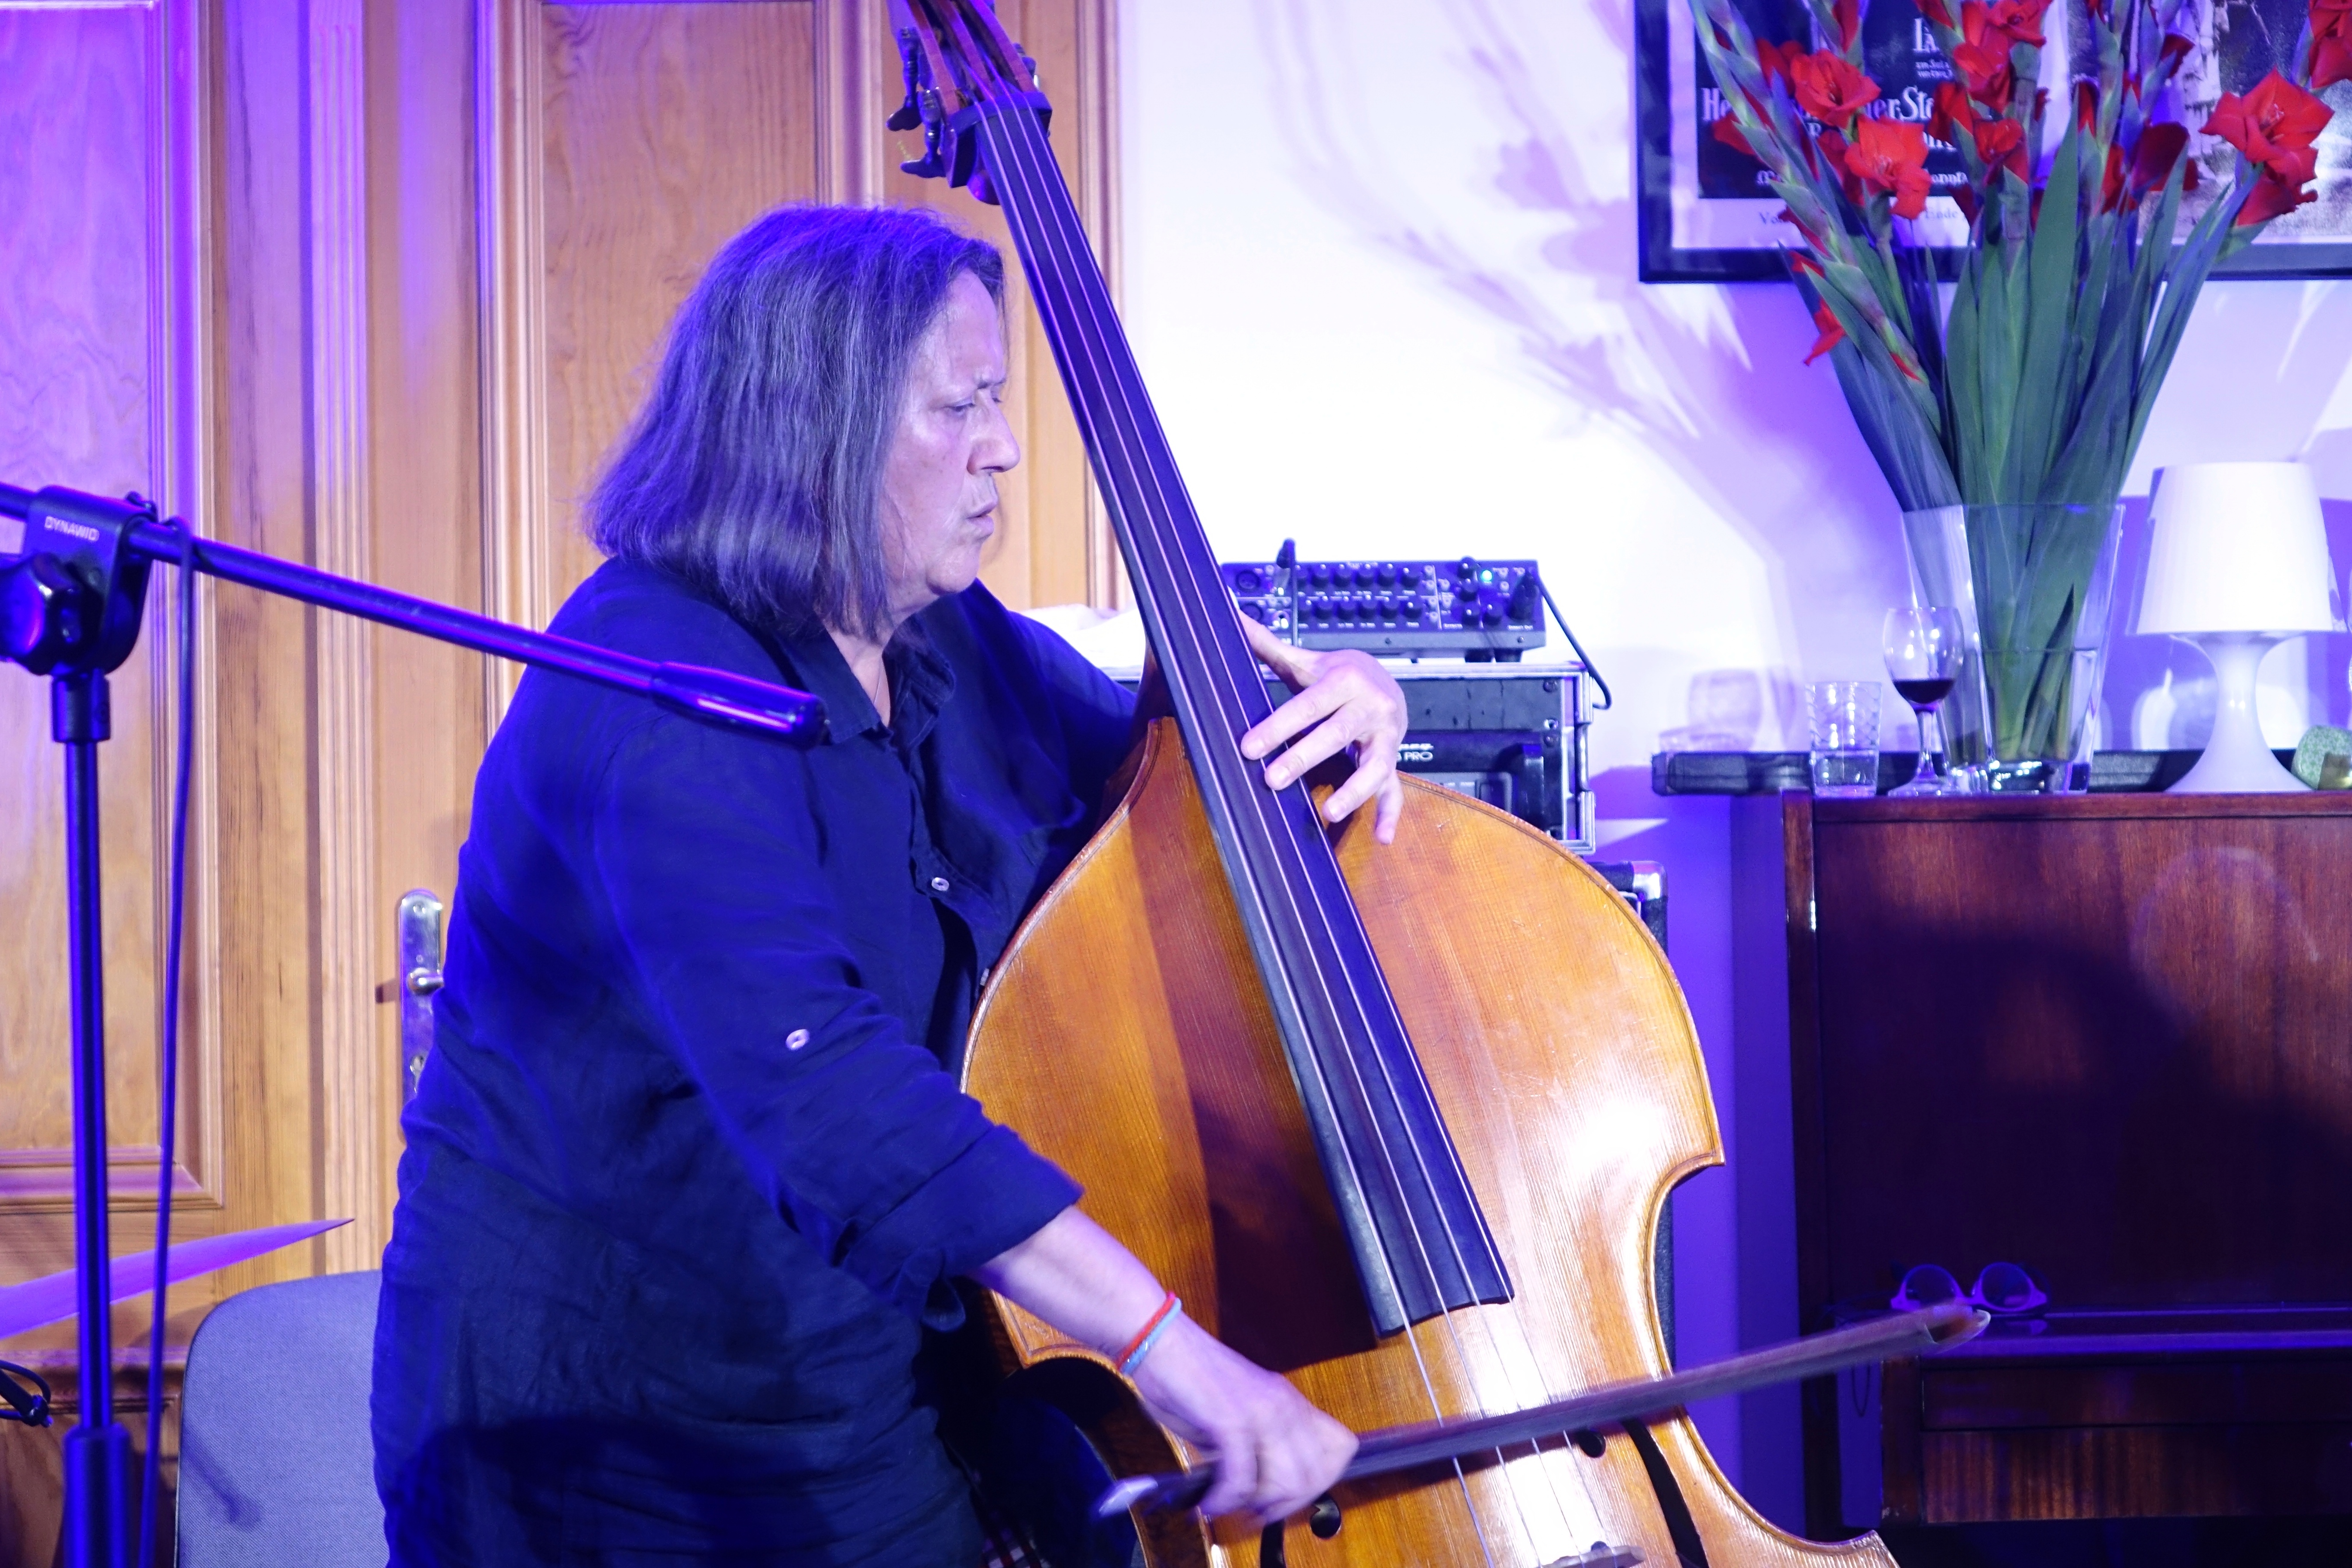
[1635,0,2352,282]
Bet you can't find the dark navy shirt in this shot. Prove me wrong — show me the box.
[372,560,1135,1567]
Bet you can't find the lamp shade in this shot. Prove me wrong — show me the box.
[2138,462,2342,635]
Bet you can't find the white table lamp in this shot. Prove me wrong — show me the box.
[2138,462,2343,793]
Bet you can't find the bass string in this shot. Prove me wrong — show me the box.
[975,90,1617,1562]
[964,95,1516,1556]
[983,98,1638,1562]
[978,89,1617,1562]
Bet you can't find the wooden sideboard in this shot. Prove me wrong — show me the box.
[1780,790,2352,1533]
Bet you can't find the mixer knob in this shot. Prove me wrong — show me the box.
[1509,573,1540,623]
[1376,564,1397,586]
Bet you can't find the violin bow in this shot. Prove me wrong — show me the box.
[1096,1302,1986,1518]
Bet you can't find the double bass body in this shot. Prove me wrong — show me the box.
[967,719,1899,1568]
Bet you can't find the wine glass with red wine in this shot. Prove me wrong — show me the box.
[1882,607,1963,797]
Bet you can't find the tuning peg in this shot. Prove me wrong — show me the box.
[886,28,924,130]
[899,107,950,179]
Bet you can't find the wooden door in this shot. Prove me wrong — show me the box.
[0,3,1117,1560]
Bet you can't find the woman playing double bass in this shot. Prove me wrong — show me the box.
[372,204,1383,1567]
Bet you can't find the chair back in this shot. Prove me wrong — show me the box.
[176,1268,383,1567]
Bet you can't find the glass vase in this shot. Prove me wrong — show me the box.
[1900,502,2124,794]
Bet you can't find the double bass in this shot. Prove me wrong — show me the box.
[888,6,1940,1563]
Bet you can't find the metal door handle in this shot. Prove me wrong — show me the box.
[397,889,444,1101]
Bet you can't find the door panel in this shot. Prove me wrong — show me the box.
[539,3,824,618]
[0,6,217,1325]
[0,9,218,1559]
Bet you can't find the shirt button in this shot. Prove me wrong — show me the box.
[930,876,951,894]
[786,1029,810,1051]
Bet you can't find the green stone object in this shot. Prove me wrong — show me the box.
[2292,725,2352,789]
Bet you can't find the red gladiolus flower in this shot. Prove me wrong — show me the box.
[1775,205,1828,248]
[1834,0,1865,47]
[2310,0,2352,91]
[1967,61,2017,114]
[2100,143,2128,211]
[2265,141,2321,190]
[1805,302,1847,363]
[1953,3,2016,87]
[1791,51,1880,124]
[1972,115,2028,177]
[1951,37,2010,95]
[2159,32,2194,68]
[2238,168,2317,225]
[1917,0,1957,28]
[2202,71,2333,178]
[1985,0,2051,45]
[1932,80,1979,141]
[1845,117,1934,217]
[1758,37,1809,86]
[1712,112,1755,156]
[2316,35,2352,91]
[2126,122,2190,201]
[1815,127,1868,203]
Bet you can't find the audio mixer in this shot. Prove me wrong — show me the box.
[1219,540,1545,661]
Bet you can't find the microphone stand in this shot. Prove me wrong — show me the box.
[0,481,825,1568]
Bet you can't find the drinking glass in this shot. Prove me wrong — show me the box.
[1883,607,1963,797]
[1806,681,1881,797]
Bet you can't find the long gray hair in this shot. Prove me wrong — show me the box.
[588,205,1005,640]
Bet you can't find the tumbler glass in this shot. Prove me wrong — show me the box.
[1807,681,1881,798]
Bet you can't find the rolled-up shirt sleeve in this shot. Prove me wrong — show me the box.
[588,710,1079,1326]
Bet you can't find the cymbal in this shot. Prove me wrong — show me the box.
[0,1218,350,1340]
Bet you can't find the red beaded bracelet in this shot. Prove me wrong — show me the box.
[1112,1291,1182,1377]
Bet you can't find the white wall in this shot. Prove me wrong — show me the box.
[1116,0,2352,1529]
